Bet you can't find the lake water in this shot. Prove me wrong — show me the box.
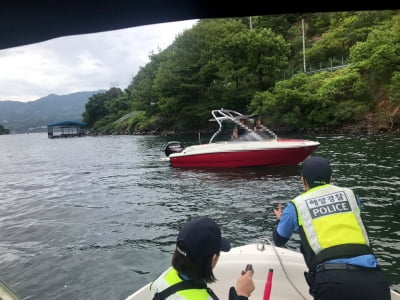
[0,133,399,299]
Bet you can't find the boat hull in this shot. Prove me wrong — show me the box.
[168,139,319,168]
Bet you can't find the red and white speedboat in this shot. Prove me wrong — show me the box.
[163,109,320,168]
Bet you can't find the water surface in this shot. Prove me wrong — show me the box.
[0,133,398,299]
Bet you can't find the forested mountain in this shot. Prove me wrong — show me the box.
[0,91,104,133]
[82,11,400,135]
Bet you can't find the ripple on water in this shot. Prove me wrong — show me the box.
[0,133,399,299]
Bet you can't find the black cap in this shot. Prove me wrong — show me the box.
[176,217,231,258]
[301,156,332,188]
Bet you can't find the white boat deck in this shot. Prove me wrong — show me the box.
[126,240,400,300]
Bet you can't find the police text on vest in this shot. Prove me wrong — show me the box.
[305,191,351,219]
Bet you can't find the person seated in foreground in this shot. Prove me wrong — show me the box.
[150,217,255,300]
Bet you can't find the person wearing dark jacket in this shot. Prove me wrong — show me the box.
[272,156,390,300]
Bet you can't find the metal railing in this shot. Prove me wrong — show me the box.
[282,57,350,79]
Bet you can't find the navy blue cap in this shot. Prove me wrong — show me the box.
[301,156,332,188]
[176,217,231,258]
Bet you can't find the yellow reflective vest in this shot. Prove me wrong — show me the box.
[291,184,371,269]
[150,267,214,300]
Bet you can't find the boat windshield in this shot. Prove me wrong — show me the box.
[209,109,277,143]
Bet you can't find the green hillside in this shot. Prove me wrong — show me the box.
[81,11,400,135]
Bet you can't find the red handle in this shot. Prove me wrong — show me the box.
[263,268,274,300]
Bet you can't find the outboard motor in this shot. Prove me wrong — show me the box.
[164,141,184,157]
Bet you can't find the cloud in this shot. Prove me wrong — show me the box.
[0,19,198,102]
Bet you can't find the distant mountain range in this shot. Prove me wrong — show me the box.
[0,91,104,133]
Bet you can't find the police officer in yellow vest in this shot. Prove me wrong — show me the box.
[273,156,390,300]
[150,217,255,300]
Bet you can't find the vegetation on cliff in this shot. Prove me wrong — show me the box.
[82,11,400,135]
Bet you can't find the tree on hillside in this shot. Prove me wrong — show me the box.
[126,49,172,116]
[350,15,400,95]
[145,19,290,130]
[306,11,395,66]
[249,67,371,129]
[82,87,124,127]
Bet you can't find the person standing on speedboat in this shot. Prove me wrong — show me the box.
[232,118,248,139]
[253,117,263,135]
[272,156,391,300]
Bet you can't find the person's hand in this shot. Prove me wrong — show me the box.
[273,203,284,220]
[235,269,255,298]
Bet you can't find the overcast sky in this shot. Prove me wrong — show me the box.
[0,19,198,103]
